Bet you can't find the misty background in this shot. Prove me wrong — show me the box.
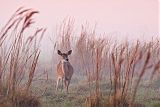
[0,0,159,63]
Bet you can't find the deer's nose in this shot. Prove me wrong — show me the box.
[66,59,69,61]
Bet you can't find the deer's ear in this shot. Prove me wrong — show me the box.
[58,50,62,55]
[67,50,72,55]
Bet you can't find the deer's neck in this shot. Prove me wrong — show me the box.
[60,60,69,75]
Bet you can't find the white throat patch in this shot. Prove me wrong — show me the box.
[61,59,68,63]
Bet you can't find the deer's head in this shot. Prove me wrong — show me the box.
[57,50,72,61]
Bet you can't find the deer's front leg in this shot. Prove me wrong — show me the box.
[56,77,60,91]
[61,77,64,91]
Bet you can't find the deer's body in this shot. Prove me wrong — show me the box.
[56,50,74,93]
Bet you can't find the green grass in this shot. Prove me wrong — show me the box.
[32,79,160,107]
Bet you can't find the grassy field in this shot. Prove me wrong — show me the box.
[0,7,160,107]
[31,79,160,107]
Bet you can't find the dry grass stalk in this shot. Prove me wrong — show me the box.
[0,7,45,107]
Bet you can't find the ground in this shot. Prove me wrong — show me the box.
[31,78,160,107]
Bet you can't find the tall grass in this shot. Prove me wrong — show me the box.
[1,8,159,107]
[0,7,45,107]
[51,19,160,107]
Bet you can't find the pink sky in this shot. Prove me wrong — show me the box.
[0,0,159,61]
[0,0,159,40]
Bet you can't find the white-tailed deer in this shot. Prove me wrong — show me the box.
[56,50,74,93]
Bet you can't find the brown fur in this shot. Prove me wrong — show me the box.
[56,50,74,93]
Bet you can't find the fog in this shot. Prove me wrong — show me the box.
[0,0,159,62]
